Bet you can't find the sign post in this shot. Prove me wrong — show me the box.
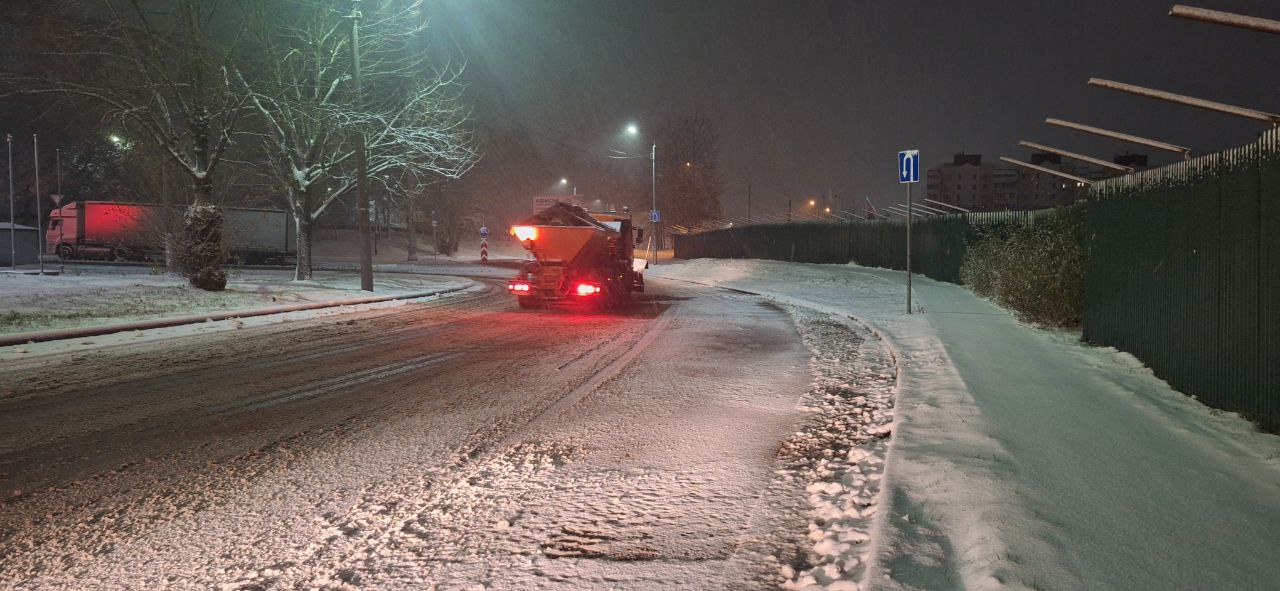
[479,225,489,264]
[649,209,660,266]
[430,210,438,260]
[898,149,920,314]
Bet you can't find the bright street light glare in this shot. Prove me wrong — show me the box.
[559,178,568,184]
[625,124,639,135]
[109,135,123,144]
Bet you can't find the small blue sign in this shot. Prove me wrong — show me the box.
[479,226,489,239]
[650,210,661,223]
[898,150,920,184]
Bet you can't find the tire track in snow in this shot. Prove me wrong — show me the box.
[291,303,681,587]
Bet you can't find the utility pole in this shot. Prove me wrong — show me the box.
[350,0,374,291]
[6,134,13,270]
[650,142,657,265]
[55,148,63,272]
[34,134,42,275]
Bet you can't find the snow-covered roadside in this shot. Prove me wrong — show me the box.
[774,306,897,590]
[0,270,465,335]
[650,260,1280,591]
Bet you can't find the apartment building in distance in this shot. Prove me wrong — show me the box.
[925,152,1135,212]
[0,21,32,73]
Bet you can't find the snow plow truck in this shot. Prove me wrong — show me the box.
[507,202,645,309]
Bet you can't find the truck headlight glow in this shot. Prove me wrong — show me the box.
[511,226,538,242]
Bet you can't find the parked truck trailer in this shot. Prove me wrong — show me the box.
[46,201,296,264]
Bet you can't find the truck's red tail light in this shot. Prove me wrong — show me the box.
[511,226,538,242]
[574,283,602,296]
[508,280,533,293]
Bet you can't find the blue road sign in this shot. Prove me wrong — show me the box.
[479,226,489,239]
[898,150,920,184]
[650,210,661,223]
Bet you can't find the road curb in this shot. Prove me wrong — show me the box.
[0,284,474,348]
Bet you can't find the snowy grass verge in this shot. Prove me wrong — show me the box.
[0,270,460,335]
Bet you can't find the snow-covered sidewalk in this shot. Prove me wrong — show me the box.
[0,269,469,335]
[651,259,1280,591]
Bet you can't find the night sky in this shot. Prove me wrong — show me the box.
[428,0,1280,216]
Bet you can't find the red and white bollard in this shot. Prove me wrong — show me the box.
[480,239,488,264]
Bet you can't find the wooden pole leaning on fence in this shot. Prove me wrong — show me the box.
[1087,78,1280,128]
[910,202,951,215]
[886,205,926,218]
[925,198,971,213]
[1018,141,1134,172]
[895,203,934,217]
[1170,5,1280,35]
[999,157,1096,186]
[1046,118,1193,160]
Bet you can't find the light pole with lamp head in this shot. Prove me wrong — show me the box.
[614,124,657,266]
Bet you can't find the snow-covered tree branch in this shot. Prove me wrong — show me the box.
[0,0,256,290]
[237,0,477,279]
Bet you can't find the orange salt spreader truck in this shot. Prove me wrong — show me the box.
[507,202,646,309]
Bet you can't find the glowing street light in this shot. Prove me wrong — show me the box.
[611,122,657,265]
[559,178,568,185]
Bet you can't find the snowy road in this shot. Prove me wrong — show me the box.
[0,278,889,589]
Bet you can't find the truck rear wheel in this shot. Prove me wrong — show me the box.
[517,296,541,309]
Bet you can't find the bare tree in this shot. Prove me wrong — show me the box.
[656,111,724,228]
[237,0,477,279]
[1,0,254,290]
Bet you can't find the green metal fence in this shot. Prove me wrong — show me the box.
[672,210,1038,284]
[1085,130,1280,431]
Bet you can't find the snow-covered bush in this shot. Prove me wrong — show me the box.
[961,207,1085,327]
[178,204,228,291]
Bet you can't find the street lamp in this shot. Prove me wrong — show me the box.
[612,123,657,266]
[559,178,577,197]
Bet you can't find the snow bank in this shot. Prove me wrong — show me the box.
[651,259,1280,591]
[774,306,897,590]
